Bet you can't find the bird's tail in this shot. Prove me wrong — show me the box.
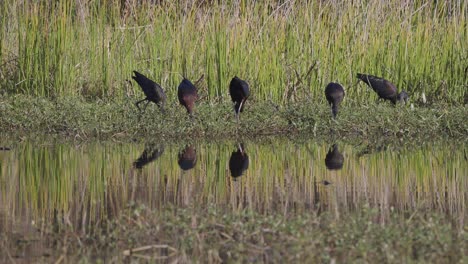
[356,73,369,84]
[132,70,143,80]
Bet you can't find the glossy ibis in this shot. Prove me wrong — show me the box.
[133,144,165,169]
[321,180,332,185]
[397,90,409,103]
[132,71,166,112]
[324,82,345,118]
[325,144,344,170]
[178,78,198,116]
[357,73,408,104]
[229,144,249,180]
[357,142,388,158]
[178,145,197,171]
[229,76,250,121]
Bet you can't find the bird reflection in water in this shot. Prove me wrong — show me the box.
[325,144,344,170]
[229,144,249,180]
[178,145,197,171]
[133,144,165,169]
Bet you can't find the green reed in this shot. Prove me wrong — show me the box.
[0,1,466,104]
[1,139,466,229]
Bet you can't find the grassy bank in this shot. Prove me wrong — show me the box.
[2,206,465,263]
[0,95,466,141]
[0,1,466,104]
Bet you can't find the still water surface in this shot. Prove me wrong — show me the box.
[0,139,466,232]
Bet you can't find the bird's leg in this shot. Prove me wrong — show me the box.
[135,99,147,111]
[159,105,166,114]
[142,100,150,111]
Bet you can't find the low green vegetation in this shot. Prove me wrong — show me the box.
[2,206,465,263]
[1,1,466,262]
[1,1,466,139]
[0,1,466,104]
[0,95,466,140]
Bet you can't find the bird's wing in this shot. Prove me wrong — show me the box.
[380,80,398,98]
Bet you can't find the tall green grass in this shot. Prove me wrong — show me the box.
[0,1,466,104]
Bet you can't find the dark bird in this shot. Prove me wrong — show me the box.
[321,180,332,185]
[324,82,345,118]
[325,144,344,170]
[357,73,408,104]
[133,145,165,169]
[131,71,167,112]
[397,90,409,103]
[229,76,250,121]
[229,144,249,179]
[357,142,388,158]
[315,180,332,186]
[178,145,197,171]
[178,78,198,116]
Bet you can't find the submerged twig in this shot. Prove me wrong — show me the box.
[123,244,177,256]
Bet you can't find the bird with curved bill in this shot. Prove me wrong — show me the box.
[229,76,250,122]
[325,144,344,170]
[133,144,165,169]
[356,73,409,104]
[131,71,167,112]
[229,143,249,180]
[178,145,197,171]
[324,82,345,119]
[178,78,199,116]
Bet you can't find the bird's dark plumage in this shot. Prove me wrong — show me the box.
[132,71,166,111]
[229,76,250,120]
[324,82,345,118]
[397,90,409,103]
[133,145,165,169]
[178,145,197,171]
[229,144,249,179]
[356,73,408,104]
[178,78,198,115]
[325,144,344,170]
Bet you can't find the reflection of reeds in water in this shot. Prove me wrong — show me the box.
[0,141,466,230]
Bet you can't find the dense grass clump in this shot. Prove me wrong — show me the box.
[0,1,466,105]
[0,95,466,140]
[1,206,465,263]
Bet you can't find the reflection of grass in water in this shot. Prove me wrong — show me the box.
[0,140,466,227]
